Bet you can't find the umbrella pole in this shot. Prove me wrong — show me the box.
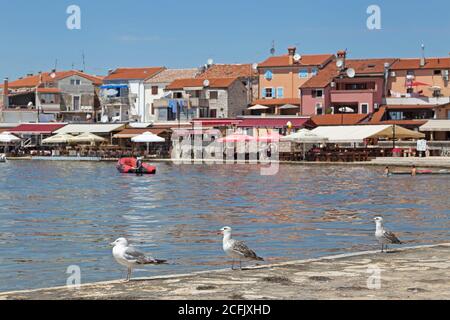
[147,143,149,155]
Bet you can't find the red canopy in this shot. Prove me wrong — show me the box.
[217,133,256,143]
[9,123,66,135]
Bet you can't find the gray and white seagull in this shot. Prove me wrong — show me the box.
[374,217,402,253]
[219,226,264,270]
[111,237,167,282]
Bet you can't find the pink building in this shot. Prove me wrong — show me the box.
[301,51,396,117]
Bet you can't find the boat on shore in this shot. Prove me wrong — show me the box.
[116,158,156,174]
[0,154,6,163]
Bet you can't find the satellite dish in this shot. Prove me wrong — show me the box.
[50,72,56,79]
[207,58,214,66]
[252,63,258,70]
[293,54,301,62]
[336,59,344,69]
[346,68,356,78]
[203,79,210,87]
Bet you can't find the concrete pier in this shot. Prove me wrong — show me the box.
[1,243,449,300]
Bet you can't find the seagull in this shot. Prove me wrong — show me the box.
[374,217,402,253]
[110,238,167,282]
[219,226,264,270]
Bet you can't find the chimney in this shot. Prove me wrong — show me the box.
[2,78,9,108]
[288,47,296,65]
[337,50,347,59]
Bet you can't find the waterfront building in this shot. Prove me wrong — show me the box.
[153,77,249,122]
[301,51,397,117]
[0,71,103,123]
[253,47,334,115]
[144,69,200,122]
[101,67,165,123]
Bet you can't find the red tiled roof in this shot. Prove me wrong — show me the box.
[391,58,450,70]
[9,123,66,134]
[197,64,257,79]
[311,114,369,126]
[104,67,166,81]
[36,87,62,93]
[1,71,103,89]
[191,119,242,126]
[166,78,237,90]
[252,98,302,106]
[301,58,396,89]
[301,63,339,89]
[237,117,313,128]
[258,54,334,68]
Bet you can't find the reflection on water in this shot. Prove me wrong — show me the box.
[0,161,449,291]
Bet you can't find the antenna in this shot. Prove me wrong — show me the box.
[270,40,275,56]
[82,51,86,71]
[54,59,58,71]
[420,44,426,67]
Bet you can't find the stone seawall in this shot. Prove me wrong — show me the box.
[1,244,449,300]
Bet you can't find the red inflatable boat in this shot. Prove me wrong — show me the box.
[116,158,156,174]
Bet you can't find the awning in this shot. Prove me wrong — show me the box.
[281,129,328,143]
[100,84,129,90]
[9,123,67,135]
[42,133,74,144]
[248,104,269,110]
[70,133,107,144]
[237,118,311,129]
[311,125,424,143]
[278,104,299,110]
[420,120,450,132]
[113,128,169,139]
[0,132,21,143]
[55,124,125,135]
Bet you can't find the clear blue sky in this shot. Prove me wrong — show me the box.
[1,0,450,80]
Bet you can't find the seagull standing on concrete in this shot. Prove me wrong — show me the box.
[219,227,264,270]
[374,217,402,253]
[111,238,167,282]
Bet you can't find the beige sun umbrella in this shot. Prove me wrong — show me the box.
[368,125,425,139]
[42,133,75,144]
[69,132,107,144]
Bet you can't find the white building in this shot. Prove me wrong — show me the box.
[101,67,165,122]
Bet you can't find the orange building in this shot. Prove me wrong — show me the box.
[388,57,450,98]
[254,47,334,115]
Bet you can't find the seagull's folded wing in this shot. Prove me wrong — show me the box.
[232,241,260,259]
[125,246,165,264]
[383,230,402,244]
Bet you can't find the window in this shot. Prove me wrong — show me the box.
[315,103,323,115]
[407,70,415,76]
[73,96,81,111]
[312,89,323,98]
[360,103,369,114]
[276,87,284,98]
[151,86,158,95]
[264,88,274,98]
[407,88,414,94]
[299,69,309,78]
[209,91,218,100]
[70,79,81,85]
[174,92,183,99]
[311,68,318,76]
[434,70,442,76]
[209,109,217,118]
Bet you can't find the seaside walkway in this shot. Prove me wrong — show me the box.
[1,243,449,300]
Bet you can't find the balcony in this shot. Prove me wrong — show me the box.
[102,97,131,106]
[384,96,450,106]
[330,89,375,104]
[153,98,209,109]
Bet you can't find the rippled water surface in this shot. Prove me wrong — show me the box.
[0,161,449,292]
